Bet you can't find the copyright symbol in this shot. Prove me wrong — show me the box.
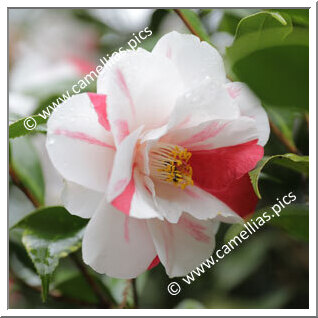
[167,281,181,296]
[23,117,37,131]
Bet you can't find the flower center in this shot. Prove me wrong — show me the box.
[149,142,194,189]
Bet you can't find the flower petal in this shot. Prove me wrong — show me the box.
[61,181,103,218]
[107,126,143,203]
[163,117,259,150]
[152,31,226,89]
[129,170,163,220]
[46,93,115,192]
[226,82,270,146]
[97,48,184,144]
[148,214,219,277]
[190,140,263,191]
[82,198,157,278]
[87,93,110,131]
[207,173,259,218]
[153,182,242,223]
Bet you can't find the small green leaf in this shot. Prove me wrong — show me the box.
[226,11,309,111]
[224,204,309,243]
[249,154,309,199]
[175,9,211,44]
[13,206,88,301]
[9,136,45,205]
[9,115,48,139]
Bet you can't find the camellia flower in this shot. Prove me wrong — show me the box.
[46,31,270,278]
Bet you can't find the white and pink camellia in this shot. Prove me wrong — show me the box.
[46,31,270,278]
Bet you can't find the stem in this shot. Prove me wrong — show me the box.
[269,120,299,154]
[9,166,41,208]
[119,279,131,309]
[174,9,202,40]
[174,9,300,155]
[132,278,139,308]
[70,254,112,308]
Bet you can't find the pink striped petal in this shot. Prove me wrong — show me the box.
[111,178,135,215]
[88,93,111,131]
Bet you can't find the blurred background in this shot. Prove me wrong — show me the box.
[8,8,309,309]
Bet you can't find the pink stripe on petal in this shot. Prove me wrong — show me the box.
[116,68,135,116]
[115,119,130,144]
[54,129,115,150]
[227,85,241,99]
[180,122,227,146]
[111,178,135,215]
[179,217,210,243]
[88,93,110,131]
[147,255,160,270]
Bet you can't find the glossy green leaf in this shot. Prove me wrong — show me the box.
[226,11,309,111]
[175,9,211,43]
[9,136,45,205]
[9,115,48,139]
[267,9,309,26]
[249,154,309,199]
[224,204,308,243]
[13,206,88,301]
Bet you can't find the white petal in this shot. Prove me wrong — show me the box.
[46,93,115,192]
[163,117,259,150]
[62,181,103,219]
[225,82,270,146]
[97,48,184,144]
[148,214,219,277]
[153,183,242,223]
[82,198,157,278]
[168,81,240,129]
[129,170,163,220]
[140,82,240,144]
[107,126,143,203]
[152,31,226,89]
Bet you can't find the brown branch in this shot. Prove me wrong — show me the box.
[9,166,41,208]
[269,120,299,154]
[174,9,202,40]
[70,254,113,308]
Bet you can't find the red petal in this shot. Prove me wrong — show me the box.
[211,173,258,218]
[190,140,263,191]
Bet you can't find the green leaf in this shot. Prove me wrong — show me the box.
[176,9,212,44]
[12,206,88,301]
[265,106,301,150]
[249,154,309,199]
[226,11,309,111]
[9,136,45,205]
[9,115,48,139]
[224,204,309,243]
[267,9,309,26]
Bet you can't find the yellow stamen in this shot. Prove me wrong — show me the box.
[149,143,194,190]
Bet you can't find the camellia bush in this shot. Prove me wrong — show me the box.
[8,8,309,309]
